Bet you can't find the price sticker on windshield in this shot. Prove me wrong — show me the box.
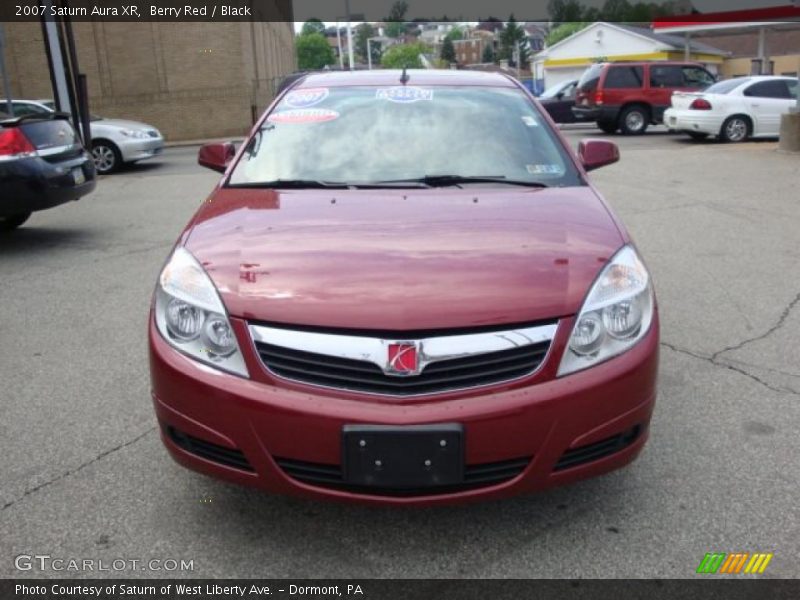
[376,86,434,103]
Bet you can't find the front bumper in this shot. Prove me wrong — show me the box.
[663,109,723,136]
[117,136,164,163]
[149,313,659,506]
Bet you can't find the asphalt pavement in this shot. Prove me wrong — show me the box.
[1,128,798,578]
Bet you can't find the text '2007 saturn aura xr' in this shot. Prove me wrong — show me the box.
[148,70,659,506]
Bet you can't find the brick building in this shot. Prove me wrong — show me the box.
[2,20,296,140]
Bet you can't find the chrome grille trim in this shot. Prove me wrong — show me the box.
[248,322,557,396]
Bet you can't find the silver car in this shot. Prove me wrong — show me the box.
[9,100,164,174]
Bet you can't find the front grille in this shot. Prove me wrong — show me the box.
[166,427,254,472]
[275,456,530,496]
[554,425,642,472]
[255,341,550,396]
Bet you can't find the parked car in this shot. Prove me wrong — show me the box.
[572,61,716,134]
[10,100,164,174]
[538,79,582,123]
[0,112,96,231]
[664,75,799,142]
[149,69,658,505]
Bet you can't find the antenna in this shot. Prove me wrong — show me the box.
[400,66,410,85]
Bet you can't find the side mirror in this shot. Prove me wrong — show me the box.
[198,142,236,173]
[556,91,564,100]
[578,139,619,172]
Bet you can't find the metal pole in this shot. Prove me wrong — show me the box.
[0,23,14,116]
[367,39,372,70]
[684,32,691,61]
[336,22,343,69]
[757,27,766,74]
[41,0,72,115]
[344,0,354,70]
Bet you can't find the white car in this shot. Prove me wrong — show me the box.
[664,76,798,142]
[9,99,164,173]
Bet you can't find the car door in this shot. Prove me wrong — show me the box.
[742,80,794,135]
[551,81,577,123]
[648,65,684,118]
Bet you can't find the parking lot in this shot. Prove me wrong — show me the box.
[1,126,798,579]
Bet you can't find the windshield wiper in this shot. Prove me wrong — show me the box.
[376,175,549,188]
[229,179,351,190]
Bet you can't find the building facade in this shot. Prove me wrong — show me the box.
[3,21,296,140]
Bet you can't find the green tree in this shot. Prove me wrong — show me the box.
[440,37,456,64]
[601,0,633,22]
[385,0,409,39]
[445,26,464,41]
[296,33,335,70]
[300,19,325,36]
[381,42,427,68]
[547,0,586,22]
[355,23,381,63]
[545,22,589,46]
[482,43,495,63]
[499,15,530,69]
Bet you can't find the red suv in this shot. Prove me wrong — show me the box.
[572,61,716,134]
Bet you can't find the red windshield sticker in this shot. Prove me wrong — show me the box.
[376,86,434,103]
[267,108,340,124]
[282,87,329,108]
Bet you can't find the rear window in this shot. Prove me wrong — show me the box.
[18,119,78,150]
[705,78,748,94]
[744,80,791,99]
[578,64,603,92]
[229,86,582,188]
[604,66,644,89]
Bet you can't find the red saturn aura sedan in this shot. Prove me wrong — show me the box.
[149,70,658,506]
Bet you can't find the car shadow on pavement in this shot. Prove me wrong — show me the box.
[175,467,638,576]
[0,226,101,256]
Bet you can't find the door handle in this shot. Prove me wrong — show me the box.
[752,103,760,107]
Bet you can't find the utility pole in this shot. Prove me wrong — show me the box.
[336,23,343,69]
[0,23,14,116]
[344,0,354,70]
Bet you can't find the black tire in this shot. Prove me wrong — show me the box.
[0,212,32,231]
[597,120,618,134]
[619,105,649,135]
[92,141,122,174]
[687,131,709,140]
[719,116,750,143]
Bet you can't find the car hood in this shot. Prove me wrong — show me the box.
[184,187,624,330]
[92,118,156,132]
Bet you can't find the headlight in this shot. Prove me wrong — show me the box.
[154,247,249,377]
[120,128,148,138]
[558,245,654,377]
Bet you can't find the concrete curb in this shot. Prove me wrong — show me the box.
[164,138,244,148]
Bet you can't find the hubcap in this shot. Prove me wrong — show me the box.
[92,146,116,172]
[625,111,644,131]
[726,119,747,141]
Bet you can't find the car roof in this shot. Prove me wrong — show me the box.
[294,69,518,89]
[600,61,705,67]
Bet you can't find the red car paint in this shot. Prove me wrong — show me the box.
[149,70,659,505]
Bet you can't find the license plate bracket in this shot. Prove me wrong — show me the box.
[343,424,464,489]
[71,167,85,185]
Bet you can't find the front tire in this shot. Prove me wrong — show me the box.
[0,212,32,231]
[92,141,122,174]
[619,106,649,135]
[720,116,750,143]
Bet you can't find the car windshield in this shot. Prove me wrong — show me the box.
[228,85,582,188]
[705,78,749,94]
[540,82,570,98]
